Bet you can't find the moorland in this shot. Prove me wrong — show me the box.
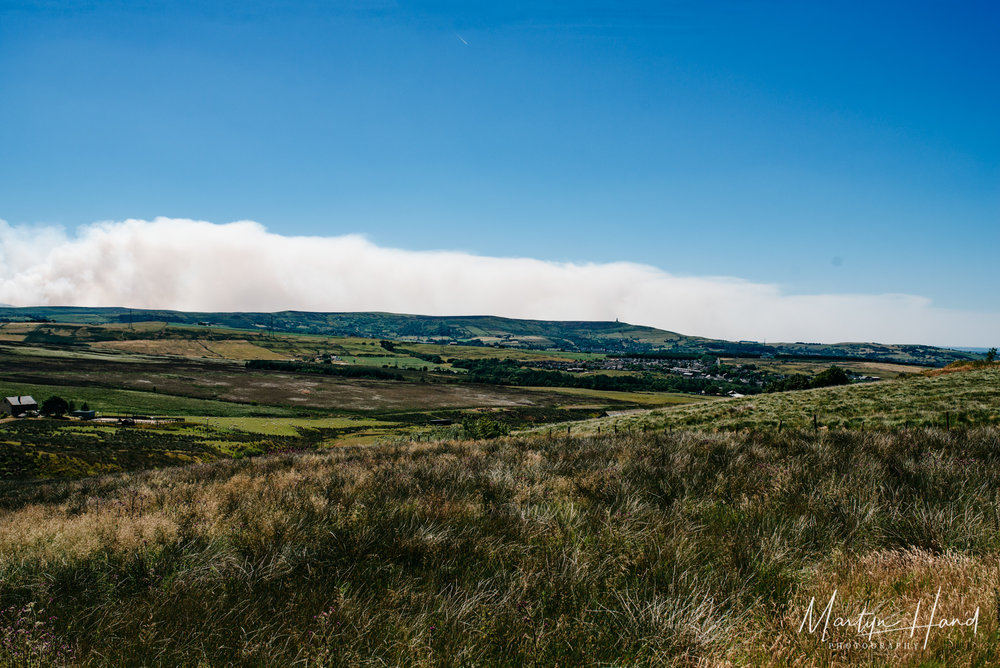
[0,306,974,364]
[1,309,998,666]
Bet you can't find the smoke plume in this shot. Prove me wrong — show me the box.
[1,217,996,346]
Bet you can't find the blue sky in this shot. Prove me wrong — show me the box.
[1,1,998,342]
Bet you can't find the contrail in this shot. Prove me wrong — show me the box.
[455,33,469,46]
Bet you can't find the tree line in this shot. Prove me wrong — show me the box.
[450,358,755,395]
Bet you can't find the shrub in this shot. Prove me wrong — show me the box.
[462,415,510,439]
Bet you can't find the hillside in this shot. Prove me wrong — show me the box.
[2,315,998,665]
[555,365,1000,435]
[0,427,995,665]
[0,306,976,365]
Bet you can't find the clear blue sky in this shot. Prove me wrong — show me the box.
[1,1,998,310]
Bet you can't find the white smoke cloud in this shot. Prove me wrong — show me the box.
[1,216,996,347]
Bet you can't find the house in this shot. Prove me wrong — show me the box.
[70,409,97,420]
[3,396,38,417]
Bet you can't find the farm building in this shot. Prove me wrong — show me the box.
[3,395,38,417]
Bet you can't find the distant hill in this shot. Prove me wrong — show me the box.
[0,306,976,366]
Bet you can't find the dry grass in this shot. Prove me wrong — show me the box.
[925,360,1000,376]
[1,426,999,665]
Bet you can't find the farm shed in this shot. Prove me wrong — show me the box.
[3,396,38,417]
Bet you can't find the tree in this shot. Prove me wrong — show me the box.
[41,396,69,416]
[811,366,850,389]
[987,348,997,363]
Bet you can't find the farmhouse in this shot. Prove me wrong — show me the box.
[3,395,38,417]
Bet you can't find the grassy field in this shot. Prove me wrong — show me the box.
[0,428,997,665]
[552,365,1000,435]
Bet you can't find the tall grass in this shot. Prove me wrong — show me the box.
[1,427,998,665]
[561,366,1000,435]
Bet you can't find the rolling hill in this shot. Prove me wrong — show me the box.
[0,306,976,365]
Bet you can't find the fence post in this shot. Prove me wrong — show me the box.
[813,414,818,432]
[946,411,951,431]
[778,420,783,433]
